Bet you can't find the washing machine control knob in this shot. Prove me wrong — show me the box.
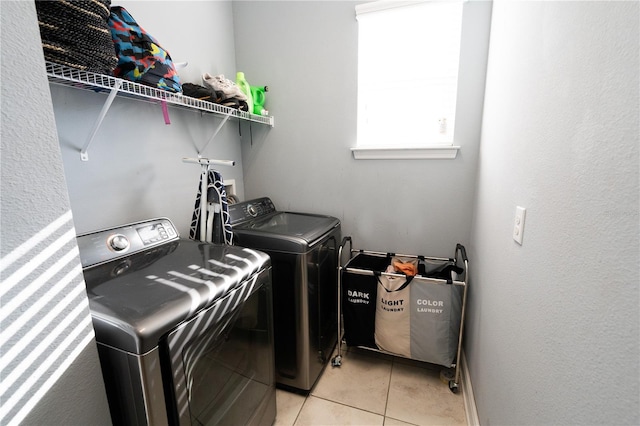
[108,234,130,252]
[247,204,258,217]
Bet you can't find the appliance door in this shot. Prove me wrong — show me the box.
[163,267,275,425]
[268,226,340,390]
[308,228,340,370]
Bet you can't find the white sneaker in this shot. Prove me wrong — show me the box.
[202,73,247,101]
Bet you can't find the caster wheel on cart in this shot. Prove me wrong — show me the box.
[448,381,459,394]
[331,355,342,367]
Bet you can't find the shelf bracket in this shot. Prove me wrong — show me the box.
[197,111,233,155]
[45,62,273,161]
[80,80,122,161]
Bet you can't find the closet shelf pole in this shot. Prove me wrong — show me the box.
[182,157,235,167]
[80,80,122,161]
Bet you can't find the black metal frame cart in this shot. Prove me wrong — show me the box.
[331,238,469,393]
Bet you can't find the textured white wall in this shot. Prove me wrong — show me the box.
[0,1,111,424]
[467,1,639,424]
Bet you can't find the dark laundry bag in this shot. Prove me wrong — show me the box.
[342,254,390,349]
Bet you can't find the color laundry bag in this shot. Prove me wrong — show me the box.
[409,263,463,366]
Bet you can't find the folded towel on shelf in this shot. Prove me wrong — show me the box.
[35,0,118,73]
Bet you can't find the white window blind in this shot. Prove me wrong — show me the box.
[355,1,463,154]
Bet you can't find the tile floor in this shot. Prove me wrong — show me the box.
[274,345,466,426]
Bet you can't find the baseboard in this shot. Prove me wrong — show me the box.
[461,351,480,426]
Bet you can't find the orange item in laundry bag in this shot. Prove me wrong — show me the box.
[393,261,418,276]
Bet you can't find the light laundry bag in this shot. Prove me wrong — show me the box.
[374,257,418,357]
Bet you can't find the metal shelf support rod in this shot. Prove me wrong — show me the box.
[198,112,233,155]
[80,80,122,161]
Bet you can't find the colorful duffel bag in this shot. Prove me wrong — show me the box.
[108,6,182,92]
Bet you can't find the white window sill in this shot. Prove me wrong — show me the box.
[351,146,460,160]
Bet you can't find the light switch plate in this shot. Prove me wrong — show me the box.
[513,206,526,245]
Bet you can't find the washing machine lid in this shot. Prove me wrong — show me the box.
[232,212,340,252]
[81,239,270,354]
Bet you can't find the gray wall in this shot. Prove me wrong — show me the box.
[233,0,492,255]
[0,1,111,424]
[4,0,638,424]
[467,1,639,424]
[53,1,248,237]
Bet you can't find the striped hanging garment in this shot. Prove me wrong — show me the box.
[189,169,234,245]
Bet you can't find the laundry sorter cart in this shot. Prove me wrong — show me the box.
[331,237,469,393]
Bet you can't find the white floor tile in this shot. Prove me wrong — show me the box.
[385,362,466,426]
[311,348,393,415]
[384,417,418,426]
[295,396,384,426]
[275,346,466,426]
[275,389,306,426]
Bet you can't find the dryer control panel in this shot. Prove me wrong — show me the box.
[228,197,276,225]
[77,218,179,268]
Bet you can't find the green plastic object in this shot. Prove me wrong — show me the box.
[250,85,269,115]
[235,72,253,113]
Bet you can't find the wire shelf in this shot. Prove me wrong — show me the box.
[45,61,274,127]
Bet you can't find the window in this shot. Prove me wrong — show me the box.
[354,0,464,159]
